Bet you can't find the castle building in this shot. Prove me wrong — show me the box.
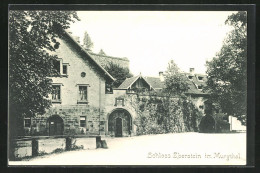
[22,28,221,137]
[23,28,137,137]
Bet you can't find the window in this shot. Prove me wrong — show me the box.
[53,59,61,74]
[52,85,61,102]
[188,76,193,79]
[80,116,86,127]
[198,76,203,81]
[24,118,31,127]
[105,82,113,94]
[81,72,86,78]
[199,105,204,109]
[78,85,88,103]
[114,98,125,106]
[62,64,68,75]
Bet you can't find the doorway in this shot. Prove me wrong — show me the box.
[108,109,132,137]
[47,115,64,136]
[115,118,123,137]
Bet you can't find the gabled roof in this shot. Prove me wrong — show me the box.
[60,29,115,82]
[117,75,154,90]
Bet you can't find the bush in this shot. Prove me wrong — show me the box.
[52,148,64,154]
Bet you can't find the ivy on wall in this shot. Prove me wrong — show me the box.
[126,94,203,135]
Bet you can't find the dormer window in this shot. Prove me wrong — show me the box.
[188,76,193,80]
[198,76,203,81]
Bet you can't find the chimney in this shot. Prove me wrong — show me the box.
[159,71,164,82]
[190,68,195,75]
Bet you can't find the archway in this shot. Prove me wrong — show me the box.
[199,115,216,133]
[108,109,132,137]
[47,115,64,136]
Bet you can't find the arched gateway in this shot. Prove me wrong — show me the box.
[108,109,132,137]
[47,115,64,136]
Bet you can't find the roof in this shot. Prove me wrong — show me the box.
[88,52,130,70]
[117,75,154,90]
[89,52,129,62]
[182,73,208,95]
[61,29,115,82]
[144,77,165,89]
[118,72,209,96]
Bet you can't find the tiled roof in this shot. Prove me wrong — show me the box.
[117,76,140,89]
[182,73,208,95]
[144,77,165,89]
[89,52,129,61]
[117,75,154,90]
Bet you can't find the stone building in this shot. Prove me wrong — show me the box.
[23,28,136,137]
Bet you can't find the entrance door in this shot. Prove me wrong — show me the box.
[115,118,122,137]
[48,115,64,136]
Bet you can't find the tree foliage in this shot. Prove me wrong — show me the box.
[104,62,133,88]
[205,11,247,124]
[99,49,106,55]
[164,60,189,96]
[9,10,79,137]
[83,31,94,50]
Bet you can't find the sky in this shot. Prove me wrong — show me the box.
[69,11,236,77]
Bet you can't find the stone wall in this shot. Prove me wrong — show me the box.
[26,105,107,136]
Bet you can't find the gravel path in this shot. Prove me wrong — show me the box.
[9,132,246,166]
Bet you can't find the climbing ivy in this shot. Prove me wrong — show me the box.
[128,94,203,135]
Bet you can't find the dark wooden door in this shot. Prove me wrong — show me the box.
[49,121,63,136]
[56,122,63,135]
[115,118,122,137]
[49,121,55,136]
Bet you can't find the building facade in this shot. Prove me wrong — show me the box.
[23,29,137,137]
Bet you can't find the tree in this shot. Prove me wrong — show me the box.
[164,60,189,96]
[104,62,133,88]
[99,49,106,55]
[9,10,79,143]
[205,11,247,124]
[83,31,94,50]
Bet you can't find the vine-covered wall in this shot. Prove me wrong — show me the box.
[125,94,204,135]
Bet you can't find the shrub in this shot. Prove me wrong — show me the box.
[52,148,64,153]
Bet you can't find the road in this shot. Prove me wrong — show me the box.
[9,132,246,166]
